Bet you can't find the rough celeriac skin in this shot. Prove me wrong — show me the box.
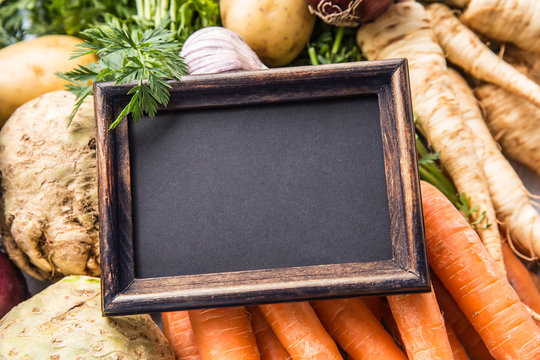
[0,91,99,281]
[0,276,175,359]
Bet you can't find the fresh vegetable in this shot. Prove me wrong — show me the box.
[311,298,407,360]
[427,3,540,108]
[431,275,494,360]
[189,306,261,360]
[0,276,175,359]
[0,0,136,48]
[180,26,267,75]
[0,35,97,125]
[162,310,201,360]
[387,288,454,360]
[446,323,471,360]
[305,0,393,26]
[356,0,505,274]
[220,0,316,67]
[259,302,343,360]
[446,67,540,261]
[422,180,540,359]
[61,22,188,129]
[0,91,98,281]
[461,0,540,55]
[503,242,540,322]
[247,306,290,360]
[0,251,26,318]
[474,83,540,180]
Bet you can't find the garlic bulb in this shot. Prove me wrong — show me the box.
[181,26,268,75]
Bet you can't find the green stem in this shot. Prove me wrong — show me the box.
[308,47,318,65]
[155,0,162,27]
[170,0,177,31]
[331,27,344,56]
[136,0,144,17]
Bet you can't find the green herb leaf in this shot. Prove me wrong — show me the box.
[62,21,188,129]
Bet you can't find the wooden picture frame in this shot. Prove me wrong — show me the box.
[95,59,428,316]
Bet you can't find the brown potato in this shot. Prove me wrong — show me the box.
[0,35,97,126]
[221,0,315,67]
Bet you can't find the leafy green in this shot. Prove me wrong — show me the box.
[61,21,188,129]
[292,21,364,66]
[457,193,490,230]
[0,0,136,48]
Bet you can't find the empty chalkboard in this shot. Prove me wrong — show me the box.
[95,60,428,316]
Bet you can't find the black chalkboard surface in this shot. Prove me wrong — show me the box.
[95,60,428,316]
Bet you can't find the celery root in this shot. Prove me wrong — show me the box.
[427,2,540,108]
[0,91,99,281]
[475,83,540,179]
[448,68,540,260]
[356,0,504,273]
[461,0,540,56]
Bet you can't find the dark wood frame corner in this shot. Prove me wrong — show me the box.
[95,59,428,316]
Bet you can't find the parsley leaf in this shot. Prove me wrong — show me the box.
[62,22,188,129]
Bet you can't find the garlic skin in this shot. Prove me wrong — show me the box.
[181,26,268,75]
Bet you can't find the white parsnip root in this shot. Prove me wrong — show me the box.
[427,3,540,108]
[461,0,540,56]
[356,0,504,273]
[475,84,540,179]
[448,68,540,261]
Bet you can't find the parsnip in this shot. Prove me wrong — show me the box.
[448,68,540,260]
[427,3,540,108]
[356,0,504,273]
[475,83,540,179]
[462,0,540,56]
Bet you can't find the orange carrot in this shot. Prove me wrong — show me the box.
[311,298,407,360]
[162,310,201,360]
[387,286,454,360]
[379,298,403,349]
[503,242,540,320]
[422,180,540,359]
[189,306,260,360]
[259,302,343,360]
[431,274,494,360]
[247,306,290,360]
[446,322,471,360]
[361,296,383,320]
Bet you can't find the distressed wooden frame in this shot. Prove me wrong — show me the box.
[95,59,428,316]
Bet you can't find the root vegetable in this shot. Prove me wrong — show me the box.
[422,181,540,360]
[311,298,407,360]
[189,307,261,360]
[446,323,471,360]
[387,288,454,360]
[0,251,26,318]
[426,3,540,108]
[305,0,394,26]
[0,90,98,281]
[474,83,540,178]
[0,276,175,359]
[356,0,504,273]
[461,0,540,56]
[259,302,343,360]
[220,0,316,67]
[446,67,540,260]
[162,310,201,360]
[247,306,290,360]
[0,35,97,126]
[431,274,495,360]
[502,242,540,321]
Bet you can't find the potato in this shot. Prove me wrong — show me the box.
[0,35,97,126]
[221,0,315,67]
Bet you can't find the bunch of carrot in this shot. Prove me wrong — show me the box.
[160,182,540,360]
